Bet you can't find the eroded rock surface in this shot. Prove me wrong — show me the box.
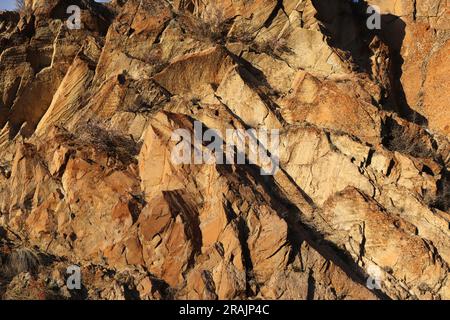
[0,0,449,300]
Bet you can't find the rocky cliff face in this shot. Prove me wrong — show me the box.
[0,0,449,300]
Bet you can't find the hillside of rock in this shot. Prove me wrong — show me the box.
[0,0,449,300]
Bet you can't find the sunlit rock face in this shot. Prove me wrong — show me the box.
[0,0,449,300]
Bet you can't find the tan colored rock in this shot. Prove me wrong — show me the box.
[0,0,449,301]
[423,40,450,135]
[323,188,450,299]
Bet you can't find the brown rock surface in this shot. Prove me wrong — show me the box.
[0,0,449,300]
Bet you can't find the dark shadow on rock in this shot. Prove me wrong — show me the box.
[379,14,427,125]
[50,0,114,35]
[306,269,316,300]
[312,0,428,126]
[435,168,450,213]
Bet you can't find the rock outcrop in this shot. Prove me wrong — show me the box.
[0,0,449,300]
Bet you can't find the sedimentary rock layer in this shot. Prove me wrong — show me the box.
[0,0,449,300]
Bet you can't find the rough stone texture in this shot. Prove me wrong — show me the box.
[0,0,449,300]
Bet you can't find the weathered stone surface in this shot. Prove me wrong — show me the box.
[0,0,449,300]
